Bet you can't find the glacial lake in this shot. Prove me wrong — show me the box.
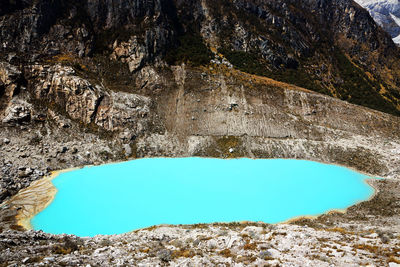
[32,158,374,237]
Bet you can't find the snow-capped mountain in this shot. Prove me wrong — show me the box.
[355,0,400,44]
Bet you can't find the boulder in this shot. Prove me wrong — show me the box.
[156,249,171,262]
[0,62,22,99]
[2,100,31,124]
[27,65,152,134]
[111,37,147,72]
[123,144,132,157]
[28,65,104,124]
[94,91,152,133]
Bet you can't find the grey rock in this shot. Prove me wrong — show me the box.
[59,147,68,153]
[28,65,103,125]
[378,232,391,243]
[157,249,171,262]
[111,36,147,72]
[18,171,28,178]
[259,250,273,260]
[123,144,132,157]
[193,239,201,247]
[2,100,31,125]
[43,257,55,262]
[207,239,217,249]
[25,168,33,175]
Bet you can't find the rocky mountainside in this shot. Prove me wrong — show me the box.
[355,0,400,43]
[1,0,400,266]
[0,0,400,116]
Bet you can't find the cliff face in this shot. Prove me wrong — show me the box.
[0,0,176,62]
[1,0,400,115]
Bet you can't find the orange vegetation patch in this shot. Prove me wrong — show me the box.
[243,72,314,93]
[324,227,355,235]
[353,244,380,254]
[204,64,314,94]
[172,249,196,258]
[52,54,76,62]
[47,54,88,71]
[218,248,234,258]
[243,242,257,250]
[388,256,400,264]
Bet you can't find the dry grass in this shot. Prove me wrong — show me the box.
[325,227,355,235]
[236,255,257,263]
[202,64,313,94]
[243,242,257,250]
[388,256,400,264]
[52,54,75,62]
[172,249,196,258]
[218,248,234,258]
[241,233,250,239]
[353,244,380,254]
[139,247,150,253]
[46,54,88,71]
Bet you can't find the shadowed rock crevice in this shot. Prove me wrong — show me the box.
[91,94,104,123]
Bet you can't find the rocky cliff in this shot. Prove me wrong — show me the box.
[1,0,400,115]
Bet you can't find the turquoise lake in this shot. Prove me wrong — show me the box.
[32,158,374,237]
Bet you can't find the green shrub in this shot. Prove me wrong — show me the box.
[165,32,213,67]
[220,48,327,95]
[332,49,400,116]
[219,49,267,75]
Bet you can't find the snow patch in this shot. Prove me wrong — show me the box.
[390,12,400,28]
[393,34,400,44]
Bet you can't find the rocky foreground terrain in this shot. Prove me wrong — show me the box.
[1,0,400,266]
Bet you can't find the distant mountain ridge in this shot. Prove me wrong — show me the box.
[355,0,400,44]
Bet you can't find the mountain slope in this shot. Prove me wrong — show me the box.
[355,0,400,43]
[195,0,400,115]
[1,0,399,115]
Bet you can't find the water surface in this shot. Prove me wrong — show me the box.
[32,158,374,237]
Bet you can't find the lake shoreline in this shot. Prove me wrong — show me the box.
[6,158,379,236]
[2,168,77,231]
